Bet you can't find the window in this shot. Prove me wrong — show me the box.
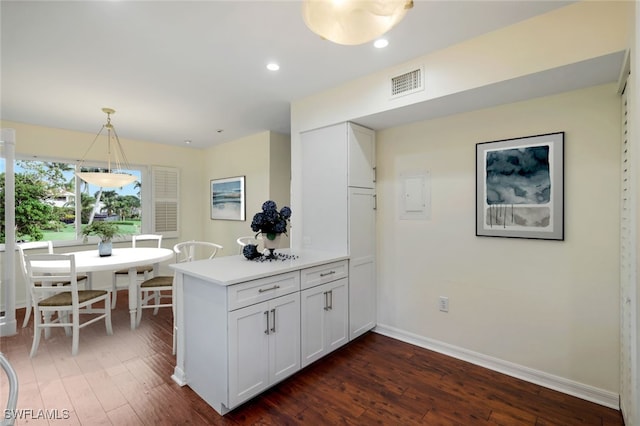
[0,157,145,245]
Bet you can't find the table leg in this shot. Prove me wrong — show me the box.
[129,268,137,330]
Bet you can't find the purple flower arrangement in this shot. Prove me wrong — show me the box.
[250,200,292,240]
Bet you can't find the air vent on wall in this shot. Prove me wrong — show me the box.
[390,66,424,98]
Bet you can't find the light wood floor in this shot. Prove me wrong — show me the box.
[0,293,624,425]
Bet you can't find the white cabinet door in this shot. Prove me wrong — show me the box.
[325,278,349,352]
[349,257,376,339]
[228,292,300,408]
[228,301,270,408]
[348,187,376,339]
[268,292,301,384]
[301,124,348,253]
[301,284,326,366]
[348,123,375,189]
[301,278,349,367]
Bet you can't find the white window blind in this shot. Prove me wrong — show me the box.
[152,166,179,238]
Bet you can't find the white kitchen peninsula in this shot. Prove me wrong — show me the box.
[170,249,349,415]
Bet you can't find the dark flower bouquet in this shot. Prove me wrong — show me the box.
[250,200,292,240]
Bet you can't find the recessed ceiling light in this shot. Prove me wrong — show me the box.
[184,139,191,144]
[266,63,280,71]
[374,39,389,49]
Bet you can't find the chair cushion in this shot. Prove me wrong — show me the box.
[39,290,108,307]
[140,276,173,288]
[115,265,154,275]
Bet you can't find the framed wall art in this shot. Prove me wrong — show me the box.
[210,176,245,221]
[476,132,564,240]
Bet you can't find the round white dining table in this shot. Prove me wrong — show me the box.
[29,247,175,330]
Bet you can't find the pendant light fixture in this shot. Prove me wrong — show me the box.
[302,0,413,46]
[76,108,137,188]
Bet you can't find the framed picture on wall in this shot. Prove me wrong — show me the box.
[476,132,564,240]
[210,176,246,221]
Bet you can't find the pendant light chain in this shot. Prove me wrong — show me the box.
[75,107,136,188]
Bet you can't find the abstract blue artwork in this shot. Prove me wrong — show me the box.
[476,132,564,240]
[211,176,245,221]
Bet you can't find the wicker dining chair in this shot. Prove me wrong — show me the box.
[17,241,88,328]
[111,234,162,308]
[137,241,223,354]
[24,253,113,356]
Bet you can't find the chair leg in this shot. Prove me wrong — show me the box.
[43,312,52,340]
[30,308,42,357]
[153,291,161,315]
[22,296,32,328]
[71,306,80,356]
[136,290,144,326]
[62,311,71,336]
[111,274,119,309]
[71,324,79,356]
[105,296,113,336]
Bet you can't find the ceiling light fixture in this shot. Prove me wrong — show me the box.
[266,62,280,71]
[374,38,389,48]
[76,107,137,188]
[302,0,413,46]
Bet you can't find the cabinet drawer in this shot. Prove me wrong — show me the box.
[227,271,300,311]
[301,260,348,290]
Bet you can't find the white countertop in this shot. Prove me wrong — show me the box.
[169,249,347,286]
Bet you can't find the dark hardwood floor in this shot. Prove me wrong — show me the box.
[0,293,624,425]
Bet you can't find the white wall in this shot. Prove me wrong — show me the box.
[377,83,621,394]
[202,131,291,255]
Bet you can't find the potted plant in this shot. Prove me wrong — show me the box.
[250,200,291,258]
[82,221,121,257]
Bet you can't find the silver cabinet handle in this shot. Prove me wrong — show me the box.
[373,194,377,210]
[328,290,333,310]
[320,271,335,277]
[264,311,270,335]
[373,166,377,183]
[323,291,329,311]
[259,285,280,293]
[270,309,276,333]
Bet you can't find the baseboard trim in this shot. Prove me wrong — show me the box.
[374,324,620,410]
[171,367,187,386]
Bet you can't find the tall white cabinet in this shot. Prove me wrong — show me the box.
[301,122,376,340]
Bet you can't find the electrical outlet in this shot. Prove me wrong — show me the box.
[439,296,449,313]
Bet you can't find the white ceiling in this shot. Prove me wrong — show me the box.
[2,0,618,150]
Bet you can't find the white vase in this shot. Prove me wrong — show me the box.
[98,240,112,257]
[262,233,281,250]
